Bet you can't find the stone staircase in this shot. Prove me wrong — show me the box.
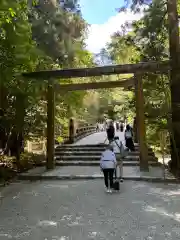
[55,144,161,167]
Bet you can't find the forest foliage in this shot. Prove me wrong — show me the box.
[0,0,95,163]
[0,0,176,167]
[104,0,176,154]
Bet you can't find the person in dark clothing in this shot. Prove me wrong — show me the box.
[116,122,120,131]
[106,121,115,143]
[120,122,124,132]
[125,124,135,151]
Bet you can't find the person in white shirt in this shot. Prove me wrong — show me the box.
[100,145,117,193]
[110,137,124,182]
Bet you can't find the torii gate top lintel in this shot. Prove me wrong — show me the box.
[23,60,170,80]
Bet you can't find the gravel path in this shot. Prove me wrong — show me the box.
[0,180,180,239]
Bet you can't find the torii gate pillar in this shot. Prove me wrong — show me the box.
[134,74,149,171]
[133,116,138,143]
[46,79,55,170]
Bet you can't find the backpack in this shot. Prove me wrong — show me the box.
[114,139,126,158]
[125,130,132,139]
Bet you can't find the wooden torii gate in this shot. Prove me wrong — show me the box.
[23,60,170,171]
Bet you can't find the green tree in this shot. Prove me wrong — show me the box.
[117,0,180,173]
[0,0,94,168]
[106,0,171,151]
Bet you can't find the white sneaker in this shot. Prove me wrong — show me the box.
[104,186,108,192]
[106,189,112,193]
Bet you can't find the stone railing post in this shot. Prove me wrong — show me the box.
[133,116,138,143]
[69,118,75,143]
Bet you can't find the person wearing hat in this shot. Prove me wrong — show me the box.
[100,145,117,193]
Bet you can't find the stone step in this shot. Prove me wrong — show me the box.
[55,146,153,153]
[55,155,158,161]
[56,144,149,148]
[57,143,140,147]
[56,144,107,148]
[55,150,155,156]
[56,142,141,145]
[55,161,161,167]
[56,145,147,149]
[18,175,177,183]
[55,147,106,152]
[56,143,152,149]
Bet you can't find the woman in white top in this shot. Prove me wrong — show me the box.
[110,137,124,182]
[100,145,117,193]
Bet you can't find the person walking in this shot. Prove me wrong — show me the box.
[100,145,117,193]
[120,122,124,132]
[96,122,99,132]
[116,121,120,131]
[106,121,115,143]
[125,124,135,151]
[111,136,124,182]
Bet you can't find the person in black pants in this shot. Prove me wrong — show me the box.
[125,124,135,151]
[120,122,124,132]
[103,168,115,191]
[100,145,117,193]
[106,121,115,143]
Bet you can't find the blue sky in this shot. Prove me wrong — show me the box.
[79,0,144,54]
[80,0,124,24]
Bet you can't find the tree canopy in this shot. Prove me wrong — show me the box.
[104,0,173,153]
[0,0,96,163]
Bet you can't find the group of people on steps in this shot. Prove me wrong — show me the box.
[100,120,135,193]
[106,120,135,151]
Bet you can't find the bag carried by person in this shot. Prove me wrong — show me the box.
[114,137,127,158]
[113,166,120,191]
[125,130,132,139]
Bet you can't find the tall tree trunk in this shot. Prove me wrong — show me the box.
[0,84,8,151]
[10,93,26,170]
[46,80,55,170]
[167,0,180,171]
